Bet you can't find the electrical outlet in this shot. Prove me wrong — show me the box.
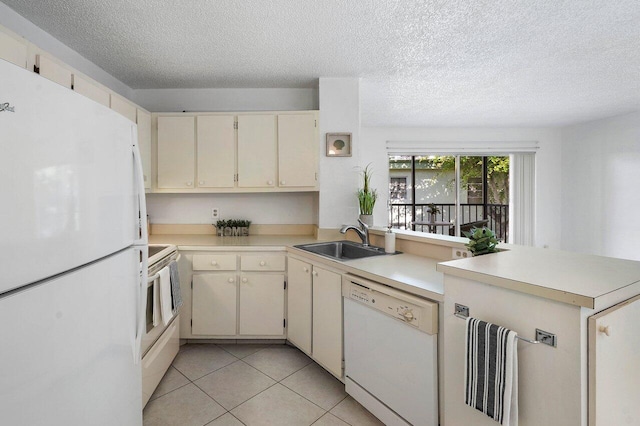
[212,208,220,219]
[451,247,471,259]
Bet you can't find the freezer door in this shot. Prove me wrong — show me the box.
[0,59,141,293]
[0,249,142,426]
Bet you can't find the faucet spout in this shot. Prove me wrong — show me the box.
[339,219,370,246]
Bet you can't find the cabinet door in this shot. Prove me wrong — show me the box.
[196,115,236,188]
[287,258,312,354]
[0,30,28,68]
[136,109,152,190]
[312,266,343,378]
[192,274,237,336]
[36,54,72,88]
[157,116,195,189]
[588,295,640,426]
[239,273,285,335]
[72,74,110,107]
[278,114,317,188]
[237,115,276,188]
[109,94,137,122]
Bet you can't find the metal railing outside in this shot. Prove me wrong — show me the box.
[390,203,509,242]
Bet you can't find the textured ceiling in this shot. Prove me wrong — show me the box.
[3,0,640,126]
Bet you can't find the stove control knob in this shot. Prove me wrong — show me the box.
[400,309,415,322]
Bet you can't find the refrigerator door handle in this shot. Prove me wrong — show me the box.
[133,246,148,364]
[132,136,148,246]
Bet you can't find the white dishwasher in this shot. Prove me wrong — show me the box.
[342,274,438,426]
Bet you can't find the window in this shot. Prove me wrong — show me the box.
[388,155,511,242]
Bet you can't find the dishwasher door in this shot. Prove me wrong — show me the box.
[344,297,438,426]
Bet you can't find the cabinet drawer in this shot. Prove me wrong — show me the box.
[240,255,285,271]
[193,254,236,271]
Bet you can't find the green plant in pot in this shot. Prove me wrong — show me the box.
[464,227,499,256]
[426,203,440,223]
[357,164,377,226]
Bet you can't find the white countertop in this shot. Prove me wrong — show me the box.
[149,234,445,301]
[437,246,640,310]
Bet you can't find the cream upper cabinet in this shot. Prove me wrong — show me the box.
[278,114,317,188]
[136,109,152,190]
[110,94,137,122]
[0,29,28,68]
[197,115,236,188]
[237,115,277,188]
[36,55,72,89]
[157,116,196,189]
[72,74,110,107]
[286,257,313,355]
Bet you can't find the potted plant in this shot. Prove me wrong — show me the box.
[464,227,499,256]
[215,220,227,237]
[238,219,252,236]
[426,203,440,223]
[357,164,377,226]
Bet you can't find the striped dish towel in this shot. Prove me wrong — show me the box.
[465,317,518,426]
[169,260,183,312]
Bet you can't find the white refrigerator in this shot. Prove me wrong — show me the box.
[0,58,147,425]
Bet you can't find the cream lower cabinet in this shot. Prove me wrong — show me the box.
[287,256,343,379]
[188,251,286,338]
[192,273,237,335]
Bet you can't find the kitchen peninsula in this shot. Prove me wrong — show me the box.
[149,226,640,426]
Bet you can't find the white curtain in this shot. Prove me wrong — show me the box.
[509,153,536,246]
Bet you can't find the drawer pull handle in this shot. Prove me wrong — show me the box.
[312,271,318,276]
[259,261,266,266]
[228,277,235,283]
[199,180,204,185]
[280,180,286,185]
[267,180,274,185]
[187,181,193,186]
[211,261,217,266]
[242,277,248,283]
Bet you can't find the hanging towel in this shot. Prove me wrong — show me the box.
[152,277,160,327]
[169,260,183,312]
[465,317,518,426]
[158,266,173,326]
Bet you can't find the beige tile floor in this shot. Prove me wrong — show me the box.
[143,343,384,426]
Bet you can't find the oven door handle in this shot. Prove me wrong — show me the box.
[147,254,181,283]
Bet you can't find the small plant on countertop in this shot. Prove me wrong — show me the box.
[215,220,227,229]
[237,220,252,228]
[357,163,377,215]
[464,227,499,256]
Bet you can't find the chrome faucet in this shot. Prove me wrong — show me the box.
[340,218,370,246]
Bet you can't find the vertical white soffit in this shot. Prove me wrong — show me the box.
[385,140,539,154]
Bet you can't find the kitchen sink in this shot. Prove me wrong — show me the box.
[294,240,396,261]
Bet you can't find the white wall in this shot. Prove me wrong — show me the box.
[134,88,318,112]
[360,127,563,249]
[318,78,363,229]
[561,111,640,260]
[146,192,318,225]
[0,1,133,99]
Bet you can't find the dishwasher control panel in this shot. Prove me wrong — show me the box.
[344,276,438,335]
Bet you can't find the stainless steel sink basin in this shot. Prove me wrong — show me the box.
[295,240,395,261]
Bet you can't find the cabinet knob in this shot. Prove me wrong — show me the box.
[228,277,234,283]
[599,325,610,336]
[259,261,266,266]
[303,267,309,273]
[199,180,204,185]
[267,180,274,185]
[242,277,248,283]
[312,271,318,276]
[280,180,286,185]
[187,181,193,186]
[211,260,217,266]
